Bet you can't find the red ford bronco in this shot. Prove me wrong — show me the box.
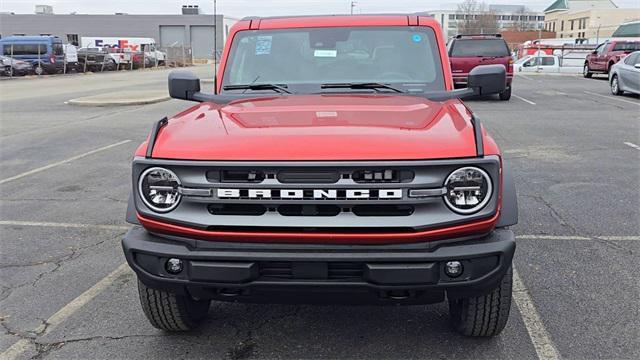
[122,15,518,337]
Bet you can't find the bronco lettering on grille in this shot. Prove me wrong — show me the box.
[216,189,403,199]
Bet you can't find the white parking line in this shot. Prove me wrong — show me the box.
[0,220,130,231]
[583,90,640,106]
[513,268,561,360]
[0,263,132,360]
[517,234,640,241]
[624,142,640,151]
[0,140,131,185]
[513,94,537,105]
[518,74,534,81]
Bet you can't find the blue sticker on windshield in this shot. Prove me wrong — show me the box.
[412,34,422,43]
[255,36,272,55]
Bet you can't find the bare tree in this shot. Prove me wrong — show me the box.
[456,0,499,35]
[514,6,534,32]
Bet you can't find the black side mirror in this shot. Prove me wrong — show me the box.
[168,70,202,101]
[468,64,506,96]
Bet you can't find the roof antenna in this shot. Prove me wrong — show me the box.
[213,0,218,94]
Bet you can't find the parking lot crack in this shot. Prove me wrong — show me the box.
[223,306,304,360]
[25,232,125,288]
[520,193,580,234]
[30,334,165,359]
[0,317,36,342]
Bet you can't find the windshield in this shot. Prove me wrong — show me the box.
[450,39,510,57]
[222,26,445,93]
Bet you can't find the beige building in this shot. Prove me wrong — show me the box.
[543,0,640,40]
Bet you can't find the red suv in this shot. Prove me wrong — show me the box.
[584,40,640,78]
[123,15,517,337]
[447,34,513,100]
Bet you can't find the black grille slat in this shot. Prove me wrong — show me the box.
[352,205,414,217]
[259,262,363,280]
[277,170,340,183]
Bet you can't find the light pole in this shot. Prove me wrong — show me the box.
[595,16,601,44]
[213,0,218,93]
[350,1,357,15]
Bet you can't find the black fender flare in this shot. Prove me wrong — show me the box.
[125,191,140,225]
[497,159,518,227]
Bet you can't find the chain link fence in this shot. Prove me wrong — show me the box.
[161,46,193,68]
[2,42,195,79]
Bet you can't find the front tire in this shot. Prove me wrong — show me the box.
[448,266,512,337]
[499,86,512,101]
[583,63,592,78]
[137,280,210,331]
[610,75,623,96]
[33,64,44,76]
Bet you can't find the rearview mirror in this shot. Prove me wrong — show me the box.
[467,64,506,96]
[168,70,202,101]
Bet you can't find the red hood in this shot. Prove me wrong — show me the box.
[148,94,480,161]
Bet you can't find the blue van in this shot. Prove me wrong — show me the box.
[0,36,65,74]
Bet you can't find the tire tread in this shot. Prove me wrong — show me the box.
[449,266,512,337]
[137,280,209,331]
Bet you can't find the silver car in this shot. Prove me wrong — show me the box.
[609,51,640,96]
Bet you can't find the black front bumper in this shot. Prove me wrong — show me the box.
[122,227,515,304]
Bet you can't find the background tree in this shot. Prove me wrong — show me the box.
[514,6,534,32]
[456,0,499,35]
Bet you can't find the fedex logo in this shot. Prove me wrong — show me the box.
[94,39,140,51]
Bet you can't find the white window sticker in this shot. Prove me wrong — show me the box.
[314,49,337,58]
[255,36,272,55]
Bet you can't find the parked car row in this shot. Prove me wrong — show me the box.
[583,39,640,78]
[579,39,640,96]
[0,35,168,77]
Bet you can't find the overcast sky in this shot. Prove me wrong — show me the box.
[1,0,638,18]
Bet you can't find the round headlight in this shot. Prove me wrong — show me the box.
[138,167,181,213]
[443,167,492,214]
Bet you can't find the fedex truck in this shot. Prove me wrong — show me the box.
[80,37,166,65]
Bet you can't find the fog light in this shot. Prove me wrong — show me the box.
[165,258,183,274]
[444,261,463,278]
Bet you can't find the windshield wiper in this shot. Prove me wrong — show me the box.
[320,82,405,93]
[222,83,293,94]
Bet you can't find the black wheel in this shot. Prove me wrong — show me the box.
[583,63,592,78]
[33,64,44,75]
[105,59,117,71]
[611,75,623,96]
[137,280,210,331]
[449,266,512,337]
[499,86,512,101]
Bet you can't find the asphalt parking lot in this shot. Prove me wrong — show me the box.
[0,68,638,360]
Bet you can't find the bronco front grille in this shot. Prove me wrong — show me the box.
[133,156,501,232]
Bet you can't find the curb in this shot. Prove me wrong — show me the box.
[66,91,170,107]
